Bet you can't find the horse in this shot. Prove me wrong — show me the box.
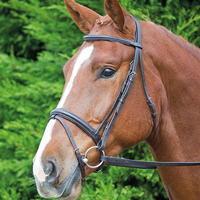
[33,0,200,199]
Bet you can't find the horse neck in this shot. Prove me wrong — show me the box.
[143,22,200,199]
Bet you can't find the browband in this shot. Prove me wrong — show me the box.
[84,35,142,49]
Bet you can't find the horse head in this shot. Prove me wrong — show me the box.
[33,0,160,199]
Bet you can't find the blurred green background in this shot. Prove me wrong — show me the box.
[0,0,199,199]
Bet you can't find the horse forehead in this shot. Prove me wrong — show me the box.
[75,45,94,66]
[92,15,120,34]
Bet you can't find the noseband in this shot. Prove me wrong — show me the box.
[50,18,200,178]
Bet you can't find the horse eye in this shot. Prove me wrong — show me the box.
[100,68,116,79]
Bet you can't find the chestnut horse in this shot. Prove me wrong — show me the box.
[33,0,200,199]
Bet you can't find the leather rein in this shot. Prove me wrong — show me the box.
[50,18,200,178]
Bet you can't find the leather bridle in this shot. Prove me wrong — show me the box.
[49,18,200,178]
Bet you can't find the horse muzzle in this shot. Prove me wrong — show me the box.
[34,163,82,199]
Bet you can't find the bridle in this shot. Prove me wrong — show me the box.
[50,18,200,178]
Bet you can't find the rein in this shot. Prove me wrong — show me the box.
[50,18,200,178]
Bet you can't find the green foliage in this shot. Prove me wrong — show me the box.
[120,0,200,45]
[0,0,199,199]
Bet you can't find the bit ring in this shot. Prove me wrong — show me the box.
[83,146,105,169]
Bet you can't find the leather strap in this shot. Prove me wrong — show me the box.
[51,115,86,177]
[102,156,200,169]
[51,108,100,144]
[84,35,142,48]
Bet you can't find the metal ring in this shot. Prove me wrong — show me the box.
[83,146,105,169]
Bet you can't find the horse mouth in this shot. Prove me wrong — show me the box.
[35,165,82,199]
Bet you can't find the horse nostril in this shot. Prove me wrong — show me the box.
[44,161,54,177]
[44,160,58,184]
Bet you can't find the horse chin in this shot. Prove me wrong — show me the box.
[61,178,82,200]
[35,166,82,200]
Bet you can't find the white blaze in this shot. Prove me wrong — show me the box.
[33,45,94,182]
[33,120,56,182]
[57,45,94,108]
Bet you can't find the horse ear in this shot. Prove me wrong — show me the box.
[104,0,125,32]
[64,0,100,34]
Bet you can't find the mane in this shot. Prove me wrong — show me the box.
[159,25,200,61]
